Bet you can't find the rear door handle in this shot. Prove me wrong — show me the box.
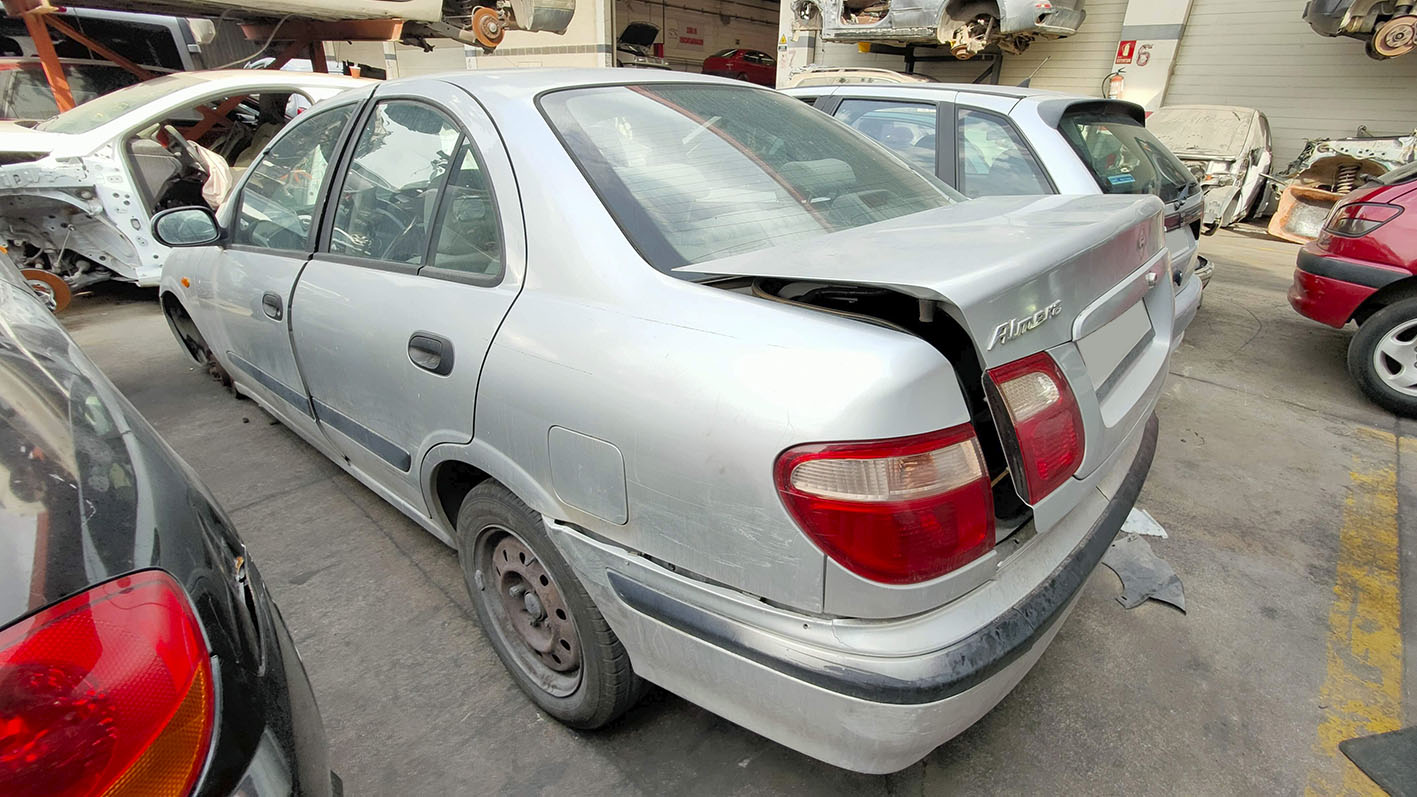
[408,332,454,376]
[261,292,283,321]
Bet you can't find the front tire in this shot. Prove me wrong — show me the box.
[1348,296,1417,417]
[456,482,644,728]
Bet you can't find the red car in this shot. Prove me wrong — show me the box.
[702,48,776,86]
[1289,161,1417,416]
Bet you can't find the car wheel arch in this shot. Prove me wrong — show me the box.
[1353,276,1417,325]
[422,440,562,541]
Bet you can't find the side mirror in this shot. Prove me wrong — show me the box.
[152,206,222,248]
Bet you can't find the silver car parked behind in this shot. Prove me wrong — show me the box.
[156,69,1174,773]
[786,81,1211,294]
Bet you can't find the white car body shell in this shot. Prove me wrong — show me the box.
[0,70,365,286]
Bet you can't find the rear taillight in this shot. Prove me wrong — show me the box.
[0,571,214,797]
[774,424,994,584]
[1324,202,1403,238]
[988,351,1085,504]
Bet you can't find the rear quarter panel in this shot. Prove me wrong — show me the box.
[476,273,973,614]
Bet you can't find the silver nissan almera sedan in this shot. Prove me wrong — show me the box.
[155,69,1179,773]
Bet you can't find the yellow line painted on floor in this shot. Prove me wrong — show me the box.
[1306,428,1403,796]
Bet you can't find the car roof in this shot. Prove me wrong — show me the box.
[435,67,756,97]
[788,80,1071,100]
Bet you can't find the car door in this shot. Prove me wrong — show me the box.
[291,80,524,513]
[207,93,367,442]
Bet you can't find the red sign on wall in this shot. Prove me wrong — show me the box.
[1115,40,1136,64]
[679,25,703,46]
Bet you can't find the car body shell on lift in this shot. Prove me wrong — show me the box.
[789,0,1086,54]
[158,69,1178,772]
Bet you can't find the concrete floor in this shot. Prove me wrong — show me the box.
[61,227,1414,794]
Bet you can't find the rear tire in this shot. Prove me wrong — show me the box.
[1347,296,1417,417]
[455,482,645,728]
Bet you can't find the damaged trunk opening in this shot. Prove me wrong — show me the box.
[731,276,1035,537]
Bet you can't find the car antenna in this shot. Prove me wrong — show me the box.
[1016,57,1050,88]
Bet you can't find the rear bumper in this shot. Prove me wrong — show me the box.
[1288,247,1407,327]
[1194,255,1214,287]
[550,413,1158,773]
[1173,272,1202,348]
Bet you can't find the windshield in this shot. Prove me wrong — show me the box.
[540,84,958,272]
[1148,107,1249,157]
[1059,109,1198,204]
[35,73,201,134]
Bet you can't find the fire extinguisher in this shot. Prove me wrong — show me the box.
[1103,68,1126,99]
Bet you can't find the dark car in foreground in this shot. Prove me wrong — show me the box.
[0,255,336,794]
[1289,161,1417,416]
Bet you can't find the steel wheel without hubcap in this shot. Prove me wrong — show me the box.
[1373,317,1417,397]
[476,525,582,697]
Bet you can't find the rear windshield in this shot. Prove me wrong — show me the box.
[709,48,737,58]
[1058,110,1197,204]
[540,84,958,272]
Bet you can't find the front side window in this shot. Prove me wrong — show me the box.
[541,85,956,272]
[834,98,937,174]
[956,109,1051,197]
[232,103,356,251]
[328,100,459,265]
[1059,109,1197,203]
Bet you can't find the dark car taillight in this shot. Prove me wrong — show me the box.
[1323,202,1403,238]
[774,424,995,584]
[0,570,215,797]
[987,351,1085,504]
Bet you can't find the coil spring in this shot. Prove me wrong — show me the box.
[1335,163,1361,193]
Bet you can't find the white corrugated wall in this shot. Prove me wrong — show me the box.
[997,0,1128,95]
[1165,0,1417,164]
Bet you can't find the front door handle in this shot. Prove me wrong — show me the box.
[261,292,283,321]
[408,332,454,376]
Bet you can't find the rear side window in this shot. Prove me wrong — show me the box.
[427,138,503,278]
[1058,109,1196,203]
[956,109,1051,197]
[834,98,938,175]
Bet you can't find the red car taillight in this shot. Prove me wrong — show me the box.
[988,351,1085,504]
[0,571,214,797]
[774,424,995,584]
[1323,202,1403,238]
